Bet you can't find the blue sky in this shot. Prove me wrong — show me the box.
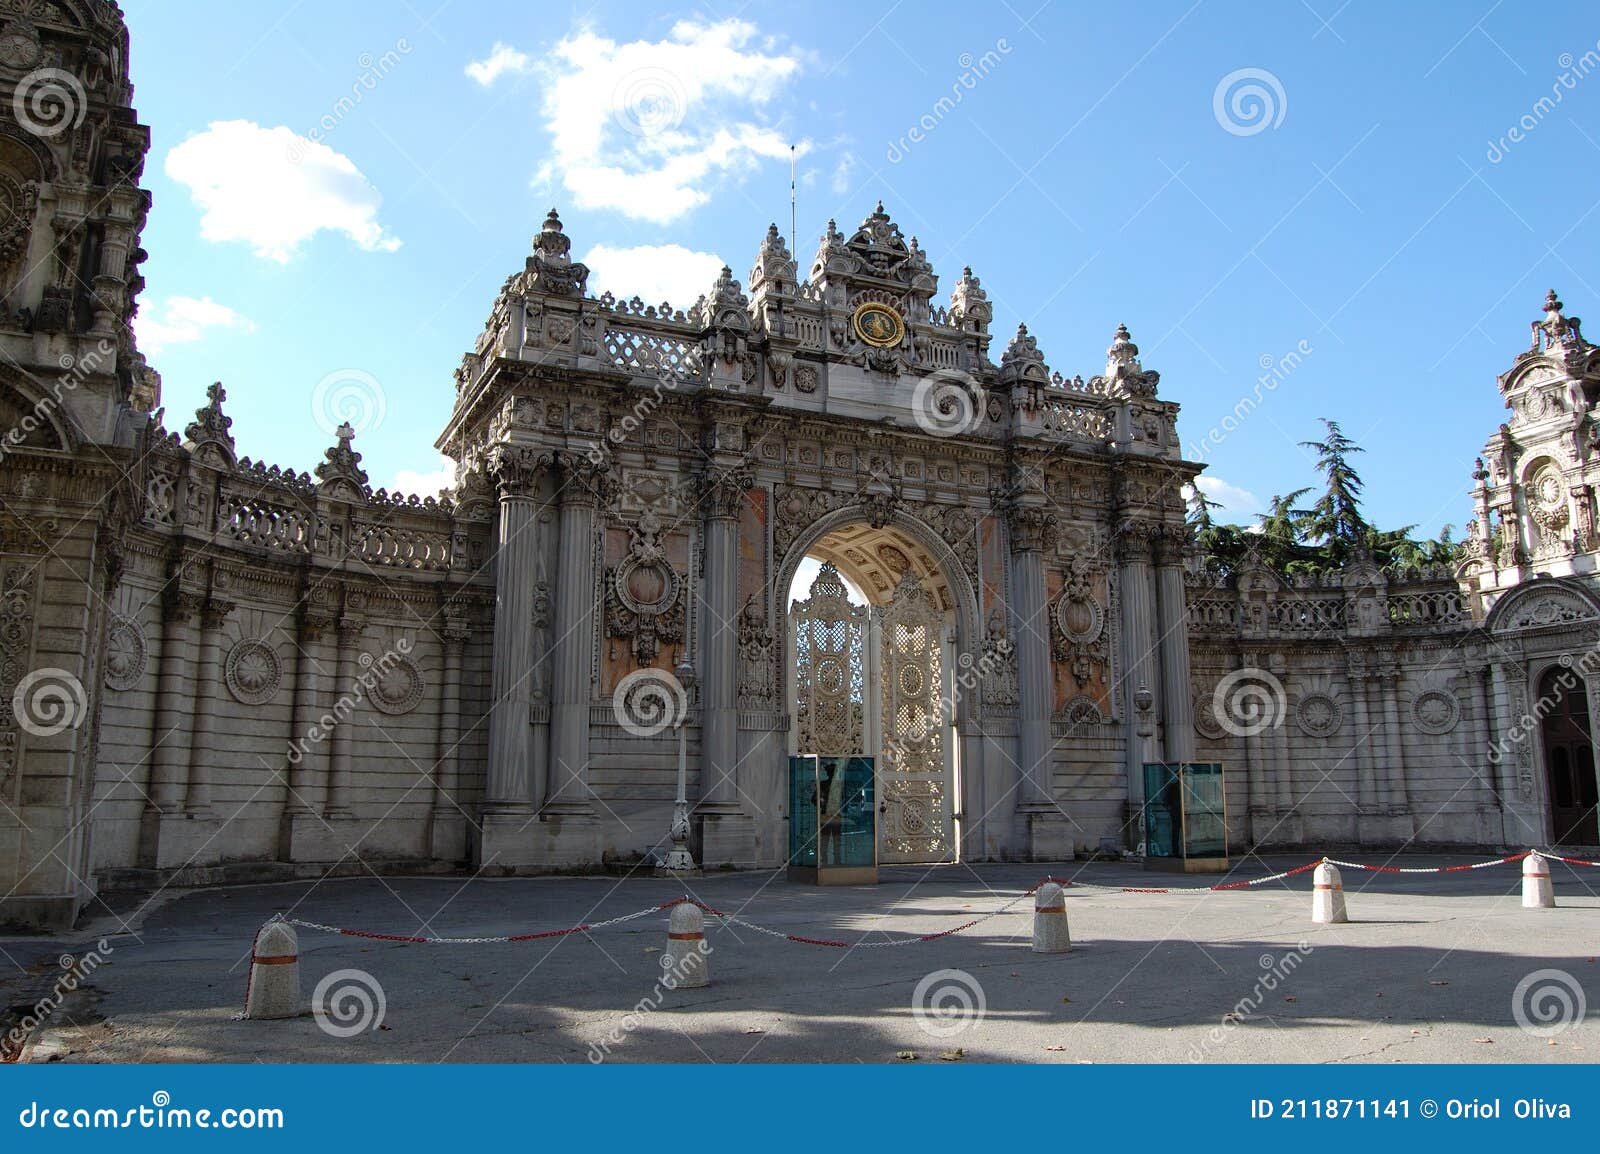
[123,0,1600,535]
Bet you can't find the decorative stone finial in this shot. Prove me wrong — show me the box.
[314,421,369,492]
[183,381,236,464]
[1531,287,1586,352]
[525,206,588,296]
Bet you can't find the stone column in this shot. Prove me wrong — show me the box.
[1116,518,1160,798]
[148,588,201,815]
[324,616,363,819]
[1153,530,1194,763]
[1008,505,1058,808]
[182,596,234,815]
[699,469,750,810]
[484,447,550,812]
[547,455,605,811]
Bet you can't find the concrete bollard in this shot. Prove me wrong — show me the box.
[1031,882,1072,953]
[1311,861,1347,924]
[1523,851,1555,908]
[244,918,300,1020]
[665,903,710,988]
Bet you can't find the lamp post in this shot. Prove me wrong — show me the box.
[661,660,700,875]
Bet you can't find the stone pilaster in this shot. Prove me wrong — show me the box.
[430,613,469,861]
[140,586,200,870]
[324,615,363,819]
[181,596,233,816]
[1007,503,1071,858]
[279,611,331,862]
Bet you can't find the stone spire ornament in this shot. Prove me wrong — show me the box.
[1531,288,1585,352]
[749,222,797,299]
[182,381,235,467]
[1105,322,1160,399]
[314,421,370,497]
[524,207,589,296]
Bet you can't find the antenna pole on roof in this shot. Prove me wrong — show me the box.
[790,144,797,269]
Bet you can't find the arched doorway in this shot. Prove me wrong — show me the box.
[1540,666,1597,846]
[786,520,962,864]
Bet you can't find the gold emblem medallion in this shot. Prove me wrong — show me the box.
[852,302,905,349]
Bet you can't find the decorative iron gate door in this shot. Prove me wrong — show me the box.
[792,563,867,758]
[879,572,953,863]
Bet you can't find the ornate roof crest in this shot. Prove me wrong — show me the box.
[1104,322,1160,399]
[1530,288,1586,353]
[749,222,797,298]
[182,381,235,467]
[314,421,370,496]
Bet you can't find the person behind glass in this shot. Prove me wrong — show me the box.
[818,759,848,866]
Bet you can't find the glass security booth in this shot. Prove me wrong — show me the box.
[1141,762,1229,873]
[788,755,878,884]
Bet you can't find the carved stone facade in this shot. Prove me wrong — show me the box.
[2,10,1599,929]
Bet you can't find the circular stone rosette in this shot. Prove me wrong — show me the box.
[224,638,282,706]
[367,654,425,716]
[103,616,147,691]
[1295,692,1342,738]
[1193,690,1226,740]
[1412,689,1460,735]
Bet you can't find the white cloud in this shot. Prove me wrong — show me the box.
[165,120,402,263]
[135,295,256,355]
[479,19,806,223]
[582,243,726,309]
[830,151,857,196]
[465,41,531,86]
[389,454,456,498]
[1194,475,1260,522]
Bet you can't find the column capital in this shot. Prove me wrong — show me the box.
[487,443,556,500]
[702,465,754,521]
[163,588,204,622]
[300,611,334,643]
[1113,516,1158,563]
[200,598,235,630]
[336,616,365,643]
[555,451,612,508]
[1006,504,1058,554]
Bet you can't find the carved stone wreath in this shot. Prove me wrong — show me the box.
[1295,692,1342,738]
[103,615,147,691]
[369,655,425,715]
[224,638,282,706]
[1054,589,1105,647]
[1412,689,1460,735]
